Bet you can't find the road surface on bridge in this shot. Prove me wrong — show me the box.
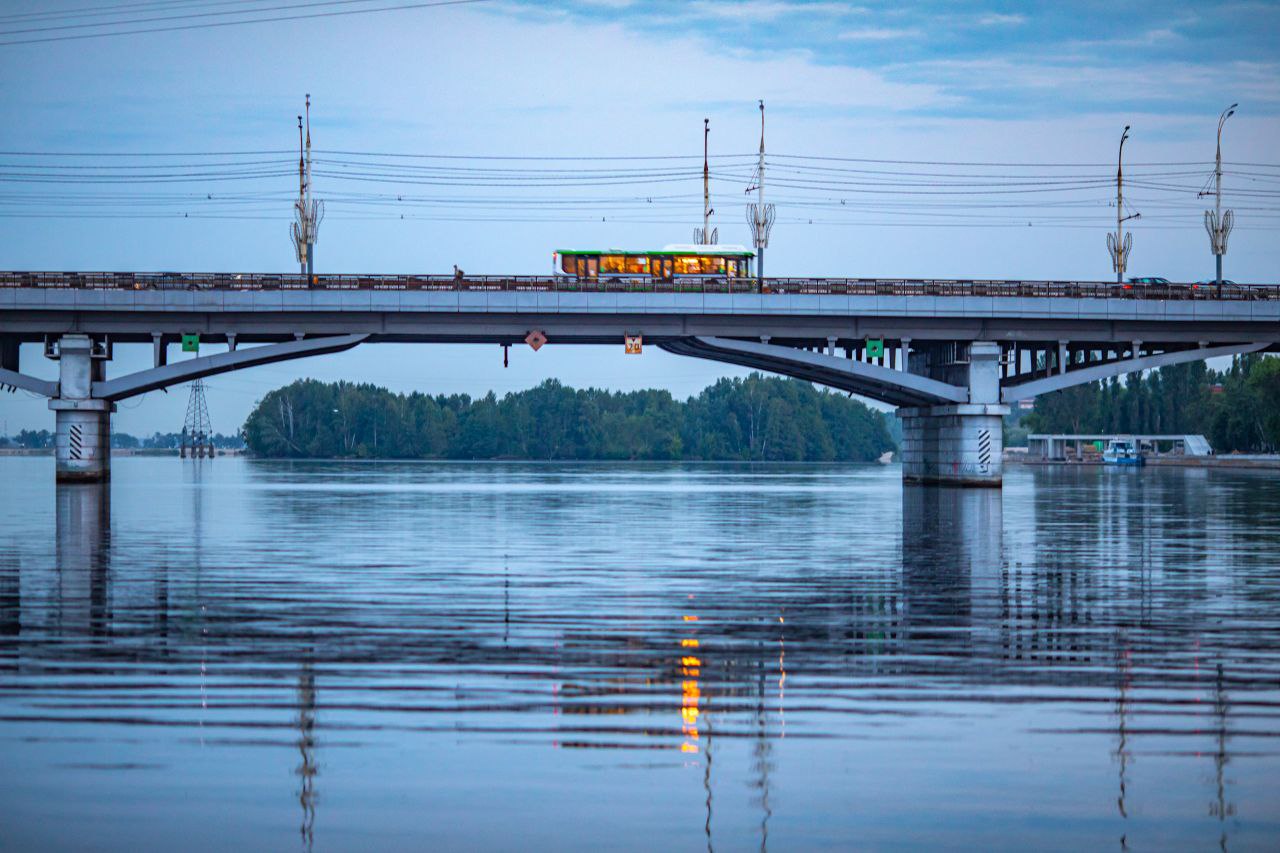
[4,272,1279,347]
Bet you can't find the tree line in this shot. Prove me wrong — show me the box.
[0,430,244,449]
[241,375,896,462]
[1022,354,1280,453]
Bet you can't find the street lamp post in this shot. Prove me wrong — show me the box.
[1107,126,1139,284]
[1203,104,1237,296]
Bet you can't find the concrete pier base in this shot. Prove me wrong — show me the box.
[48,334,114,483]
[899,404,1008,486]
[50,401,114,482]
[899,340,1008,487]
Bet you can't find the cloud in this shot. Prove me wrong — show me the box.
[1067,26,1185,48]
[838,27,920,41]
[975,13,1025,26]
[686,1,862,22]
[893,55,1280,111]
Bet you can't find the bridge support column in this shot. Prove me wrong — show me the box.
[48,335,115,483]
[898,341,1009,487]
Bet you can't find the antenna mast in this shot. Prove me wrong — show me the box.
[694,118,717,245]
[1106,125,1138,284]
[291,94,323,281]
[1203,103,1237,293]
[746,100,776,292]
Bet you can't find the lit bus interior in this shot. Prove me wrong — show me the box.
[555,247,755,279]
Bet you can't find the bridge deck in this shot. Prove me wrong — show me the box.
[3,271,1279,300]
[4,272,1279,348]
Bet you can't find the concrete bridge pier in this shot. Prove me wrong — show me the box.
[48,335,115,483]
[899,341,1009,487]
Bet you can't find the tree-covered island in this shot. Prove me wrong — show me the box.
[242,374,897,462]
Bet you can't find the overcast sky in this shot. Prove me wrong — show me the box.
[1,0,1277,435]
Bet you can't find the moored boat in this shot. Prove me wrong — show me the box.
[1103,438,1145,466]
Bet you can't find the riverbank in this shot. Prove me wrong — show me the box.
[1006,449,1280,470]
[0,448,246,457]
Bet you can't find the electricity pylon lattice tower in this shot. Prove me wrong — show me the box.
[180,378,215,459]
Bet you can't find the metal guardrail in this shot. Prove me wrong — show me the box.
[1,271,1277,300]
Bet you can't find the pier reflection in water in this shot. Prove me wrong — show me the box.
[54,481,111,637]
[0,459,1278,851]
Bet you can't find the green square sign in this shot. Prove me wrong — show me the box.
[865,338,885,358]
[181,334,200,353]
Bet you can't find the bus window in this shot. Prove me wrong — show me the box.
[624,256,648,275]
[653,258,673,280]
[601,255,626,274]
[561,255,577,274]
[584,257,599,279]
[674,256,706,275]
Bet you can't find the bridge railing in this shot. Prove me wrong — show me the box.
[2,271,1278,300]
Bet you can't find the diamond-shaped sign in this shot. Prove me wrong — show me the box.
[525,330,547,351]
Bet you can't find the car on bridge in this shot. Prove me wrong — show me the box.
[1127,276,1172,285]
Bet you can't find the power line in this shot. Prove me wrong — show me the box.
[0,0,293,25]
[0,0,398,36]
[0,0,492,46]
[2,147,1276,170]
[0,149,293,156]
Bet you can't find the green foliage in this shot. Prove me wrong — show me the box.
[11,429,53,448]
[242,375,896,462]
[1022,355,1280,453]
[108,431,244,450]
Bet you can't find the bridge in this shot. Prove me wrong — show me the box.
[3,271,1278,487]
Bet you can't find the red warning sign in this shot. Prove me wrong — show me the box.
[525,330,547,351]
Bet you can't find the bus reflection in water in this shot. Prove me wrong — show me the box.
[681,614,702,754]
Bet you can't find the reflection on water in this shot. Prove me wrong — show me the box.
[1,459,1278,851]
[54,482,111,637]
[296,661,317,853]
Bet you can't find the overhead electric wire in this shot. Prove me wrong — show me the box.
[1,145,1277,235]
[314,149,758,161]
[0,0,492,46]
[0,149,294,156]
[0,0,272,24]
[0,0,409,36]
[767,153,1280,169]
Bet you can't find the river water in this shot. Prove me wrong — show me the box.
[0,458,1277,851]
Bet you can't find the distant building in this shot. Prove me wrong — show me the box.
[1018,398,1035,410]
[1210,383,1225,395]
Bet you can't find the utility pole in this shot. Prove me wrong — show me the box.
[1106,126,1139,284]
[180,378,214,459]
[291,94,322,281]
[746,100,776,293]
[1202,104,1237,295]
[694,118,717,245]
